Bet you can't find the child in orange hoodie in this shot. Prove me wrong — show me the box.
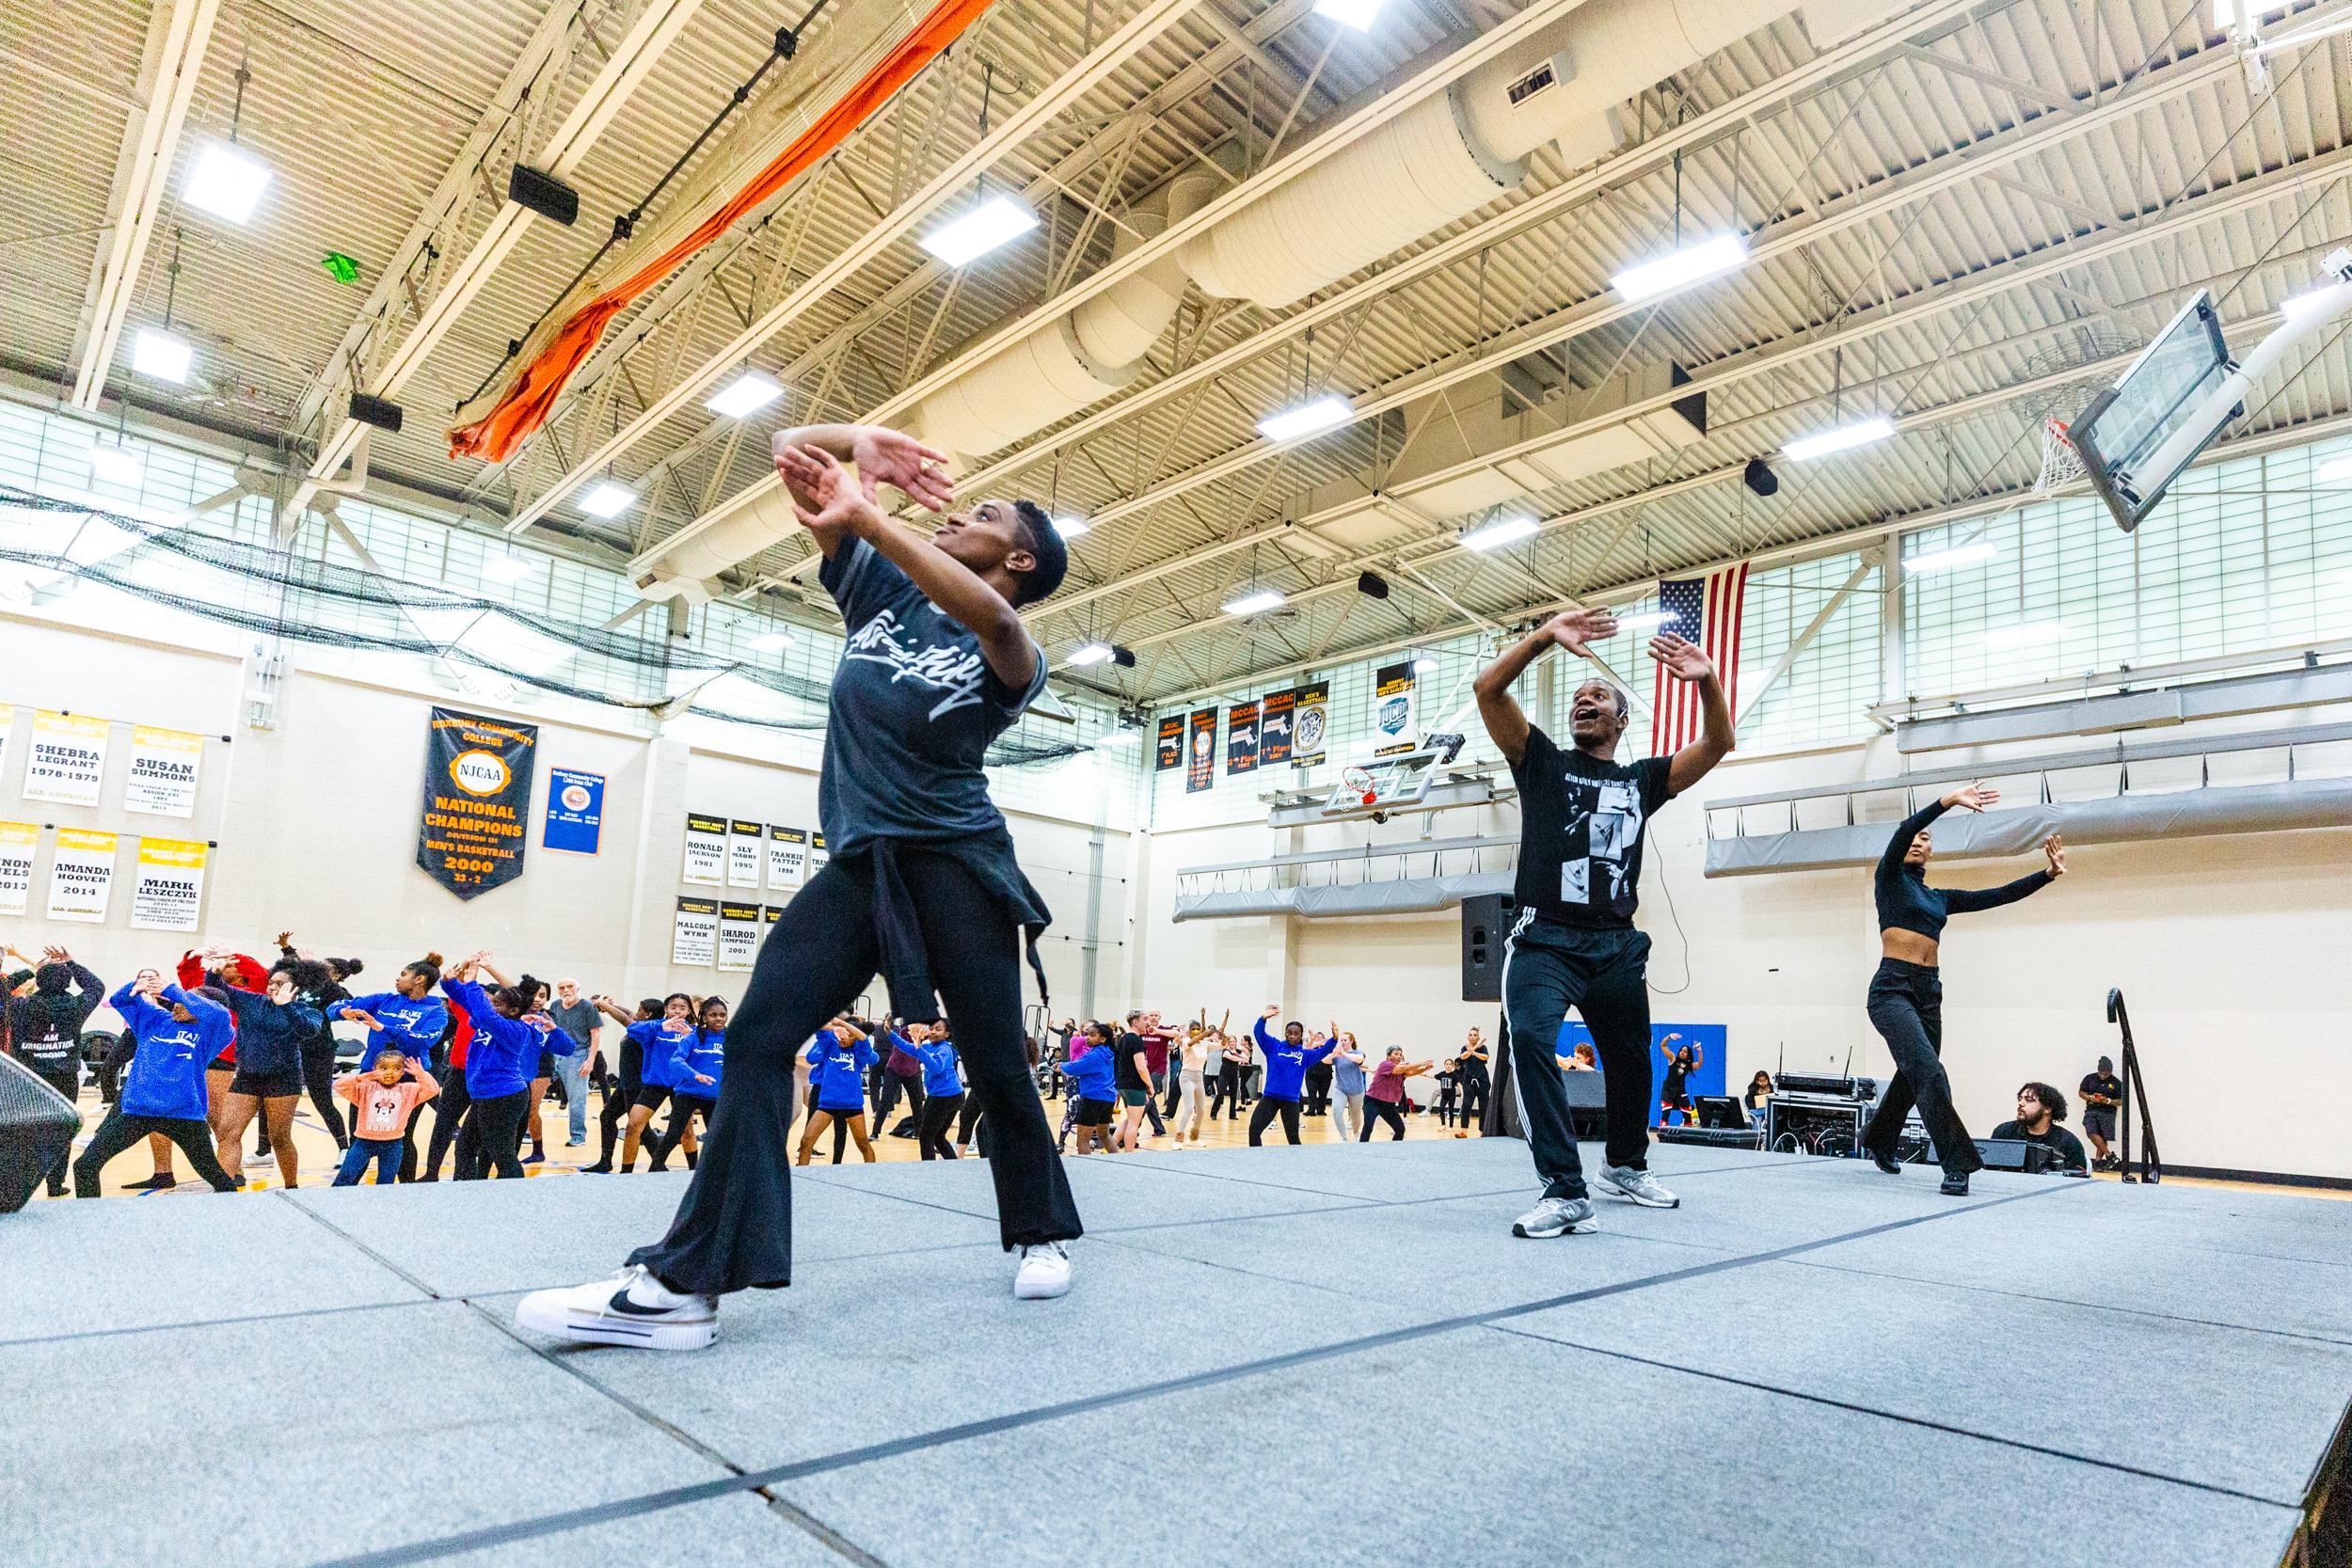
[332,1050,439,1186]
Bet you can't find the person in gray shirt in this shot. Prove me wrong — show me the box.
[545,980,602,1148]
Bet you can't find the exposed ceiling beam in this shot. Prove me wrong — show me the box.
[505,0,1215,538]
[69,0,220,411]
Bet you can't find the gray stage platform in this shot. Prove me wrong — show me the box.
[6,1139,2347,1567]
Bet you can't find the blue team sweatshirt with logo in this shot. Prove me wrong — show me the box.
[440,978,567,1099]
[673,1026,725,1097]
[911,1037,962,1097]
[338,990,451,1069]
[1253,1018,1337,1102]
[628,1019,694,1089]
[110,983,230,1121]
[805,1031,876,1111]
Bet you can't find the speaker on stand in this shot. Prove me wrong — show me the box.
[1461,893,1514,1002]
[0,1053,81,1212]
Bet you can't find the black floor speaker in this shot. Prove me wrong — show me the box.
[0,1053,81,1212]
[1461,892,1515,1001]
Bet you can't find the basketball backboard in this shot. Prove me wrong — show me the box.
[1320,733,1466,819]
[2067,291,2234,533]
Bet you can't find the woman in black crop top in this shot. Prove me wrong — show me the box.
[1857,783,2067,1196]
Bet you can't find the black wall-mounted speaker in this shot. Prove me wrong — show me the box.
[348,392,405,433]
[1461,892,1516,1001]
[1357,571,1391,599]
[1743,456,1780,497]
[507,164,580,227]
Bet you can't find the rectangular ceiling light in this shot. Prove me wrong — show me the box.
[1053,515,1090,539]
[483,555,538,583]
[578,480,637,518]
[1256,395,1353,443]
[705,370,785,420]
[183,141,273,225]
[1783,414,1897,461]
[1460,513,1539,551]
[2318,453,2352,483]
[1065,641,1115,667]
[1313,0,1383,28]
[1904,540,2000,573]
[747,630,794,652]
[87,442,144,486]
[1222,588,1286,617]
[1611,232,1750,302]
[132,328,192,383]
[918,195,1039,267]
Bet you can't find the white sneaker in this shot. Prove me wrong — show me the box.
[1511,1195,1597,1239]
[1596,1164,1680,1209]
[514,1264,718,1351]
[1013,1241,1073,1300]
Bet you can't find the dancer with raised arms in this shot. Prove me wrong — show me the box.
[522,422,1080,1350]
[1472,607,1733,1239]
[1858,783,2068,1196]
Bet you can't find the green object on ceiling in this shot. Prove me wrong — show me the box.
[321,251,360,284]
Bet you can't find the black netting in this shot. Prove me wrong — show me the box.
[1,488,1105,768]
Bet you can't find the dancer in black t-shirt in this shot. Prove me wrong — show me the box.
[1657,1034,1700,1126]
[1474,608,1733,1239]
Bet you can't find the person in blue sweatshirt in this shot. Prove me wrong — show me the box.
[1248,1006,1339,1148]
[798,1017,879,1164]
[1059,1022,1120,1155]
[622,994,698,1173]
[202,947,326,1189]
[906,1022,966,1160]
[337,955,451,1070]
[73,974,240,1196]
[440,951,569,1180]
[650,996,728,1171]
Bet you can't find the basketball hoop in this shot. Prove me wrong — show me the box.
[1341,764,1377,806]
[2032,416,2085,498]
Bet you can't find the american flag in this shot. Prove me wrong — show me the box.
[1648,562,1749,756]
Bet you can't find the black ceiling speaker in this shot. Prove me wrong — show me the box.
[1743,456,1780,498]
[347,392,404,433]
[507,164,580,227]
[1110,645,1136,668]
[1357,571,1391,599]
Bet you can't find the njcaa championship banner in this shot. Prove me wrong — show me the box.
[416,706,537,900]
[681,813,726,885]
[47,827,117,923]
[672,895,718,966]
[1185,707,1216,792]
[24,709,108,807]
[727,819,764,888]
[1373,662,1418,757]
[1154,715,1184,771]
[131,837,208,931]
[1226,700,1260,775]
[1291,681,1329,768]
[718,901,762,971]
[124,724,203,817]
[767,824,808,891]
[0,820,36,915]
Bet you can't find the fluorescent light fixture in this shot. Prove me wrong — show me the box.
[2213,0,2234,24]
[1903,540,2000,574]
[1256,395,1352,443]
[578,480,636,518]
[1783,414,1897,461]
[2316,453,2352,483]
[1460,514,1540,551]
[133,328,192,383]
[183,141,273,224]
[1614,609,1677,632]
[1611,231,1750,301]
[1412,655,1437,674]
[747,630,794,653]
[1065,641,1115,667]
[87,442,144,486]
[918,195,1039,267]
[1313,0,1382,28]
[1222,588,1286,617]
[1053,514,1090,539]
[705,370,785,420]
[1985,621,2068,650]
[482,555,538,583]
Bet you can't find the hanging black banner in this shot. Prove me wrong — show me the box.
[1259,689,1295,767]
[1226,699,1261,774]
[417,706,537,900]
[1155,714,1184,771]
[1185,707,1217,792]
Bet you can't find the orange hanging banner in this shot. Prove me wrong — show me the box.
[449,0,999,466]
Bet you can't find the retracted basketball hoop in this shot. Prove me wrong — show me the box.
[1342,765,1377,807]
[2032,417,2085,498]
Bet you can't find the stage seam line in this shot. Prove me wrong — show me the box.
[1482,1322,2307,1510]
[305,1181,2079,1568]
[0,1296,430,1350]
[275,1189,449,1300]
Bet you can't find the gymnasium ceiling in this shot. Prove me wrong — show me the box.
[6,0,2352,710]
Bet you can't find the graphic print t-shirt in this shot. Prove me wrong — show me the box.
[1508,723,1676,928]
[818,537,1049,856]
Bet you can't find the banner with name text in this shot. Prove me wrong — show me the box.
[124,725,203,817]
[24,710,108,807]
[1226,700,1260,775]
[1258,689,1295,768]
[131,837,208,931]
[417,707,537,900]
[809,831,830,876]
[681,813,726,885]
[48,827,116,923]
[727,819,765,888]
[0,821,35,916]
[1291,682,1329,768]
[672,895,718,966]
[718,901,762,971]
[766,824,808,891]
[1185,707,1216,792]
[1154,715,1184,771]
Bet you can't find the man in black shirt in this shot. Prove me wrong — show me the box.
[2079,1056,2123,1169]
[1474,608,1733,1239]
[1990,1082,2088,1172]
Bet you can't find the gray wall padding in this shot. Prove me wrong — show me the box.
[1173,868,1513,922]
[1704,778,2352,877]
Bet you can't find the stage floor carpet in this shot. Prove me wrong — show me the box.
[5,1139,2346,1567]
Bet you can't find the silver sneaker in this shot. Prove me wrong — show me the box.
[1512,1195,1597,1239]
[1596,1164,1679,1209]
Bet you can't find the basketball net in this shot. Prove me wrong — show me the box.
[2033,417,2085,497]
